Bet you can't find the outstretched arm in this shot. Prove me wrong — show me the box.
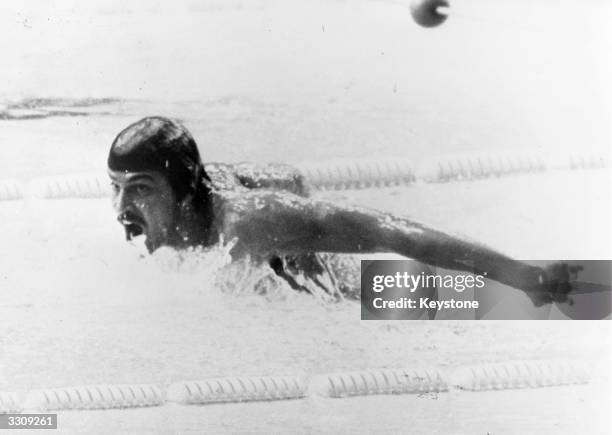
[224,191,569,304]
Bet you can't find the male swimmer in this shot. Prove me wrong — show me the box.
[108,116,573,305]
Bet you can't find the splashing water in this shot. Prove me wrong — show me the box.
[127,233,315,304]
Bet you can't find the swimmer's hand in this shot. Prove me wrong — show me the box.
[524,262,583,306]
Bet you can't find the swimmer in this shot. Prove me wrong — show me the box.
[107,116,574,306]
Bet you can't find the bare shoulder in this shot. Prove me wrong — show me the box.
[211,189,323,257]
[234,162,309,196]
[205,162,309,196]
[213,189,310,224]
[204,162,245,192]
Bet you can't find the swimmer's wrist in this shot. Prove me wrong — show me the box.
[522,265,549,293]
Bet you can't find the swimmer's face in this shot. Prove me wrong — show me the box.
[108,169,179,252]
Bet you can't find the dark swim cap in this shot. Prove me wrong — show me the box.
[108,117,209,201]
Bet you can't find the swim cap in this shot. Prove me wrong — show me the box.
[108,116,209,201]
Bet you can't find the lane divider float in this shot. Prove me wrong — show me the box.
[29,173,110,199]
[0,392,21,414]
[309,368,448,398]
[450,360,590,391]
[0,180,23,201]
[23,384,164,411]
[167,376,306,405]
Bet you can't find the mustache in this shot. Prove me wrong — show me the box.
[117,211,145,226]
[117,211,146,241]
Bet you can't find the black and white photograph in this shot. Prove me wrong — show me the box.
[1,0,610,433]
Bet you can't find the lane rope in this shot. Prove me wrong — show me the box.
[1,360,592,413]
[0,152,608,201]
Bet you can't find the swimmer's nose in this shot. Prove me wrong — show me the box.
[112,187,135,215]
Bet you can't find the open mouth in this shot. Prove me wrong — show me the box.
[118,213,146,241]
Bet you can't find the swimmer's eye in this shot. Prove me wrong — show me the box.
[132,184,152,196]
[110,182,120,195]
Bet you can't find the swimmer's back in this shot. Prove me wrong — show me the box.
[205,162,359,300]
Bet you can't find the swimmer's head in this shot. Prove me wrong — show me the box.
[108,117,208,201]
[107,117,210,252]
